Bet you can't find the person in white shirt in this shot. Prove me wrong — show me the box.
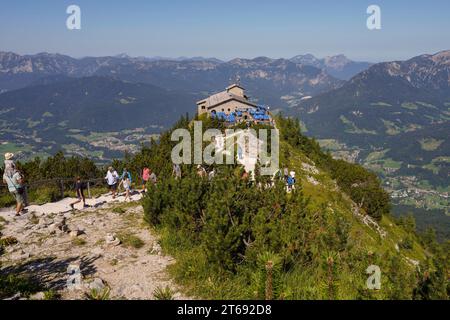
[105,167,119,199]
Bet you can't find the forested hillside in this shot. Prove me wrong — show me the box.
[117,116,448,299]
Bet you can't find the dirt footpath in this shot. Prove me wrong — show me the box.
[0,193,189,300]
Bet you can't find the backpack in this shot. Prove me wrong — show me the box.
[287,176,295,185]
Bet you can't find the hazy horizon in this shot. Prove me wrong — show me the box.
[1,0,450,63]
[3,48,450,65]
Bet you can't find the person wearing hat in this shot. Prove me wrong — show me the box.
[3,153,26,216]
[3,153,16,178]
[105,166,119,199]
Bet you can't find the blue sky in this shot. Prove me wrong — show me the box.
[0,0,449,62]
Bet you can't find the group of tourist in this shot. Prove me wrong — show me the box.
[105,167,158,201]
[2,150,298,217]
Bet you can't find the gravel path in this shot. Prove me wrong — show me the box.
[0,192,189,300]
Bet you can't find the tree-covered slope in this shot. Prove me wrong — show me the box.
[115,116,448,300]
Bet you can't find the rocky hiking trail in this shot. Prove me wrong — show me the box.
[0,191,190,300]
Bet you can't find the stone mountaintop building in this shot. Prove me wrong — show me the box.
[196,84,271,124]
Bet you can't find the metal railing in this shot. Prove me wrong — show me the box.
[0,177,107,200]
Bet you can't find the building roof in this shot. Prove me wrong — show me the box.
[226,83,245,91]
[197,85,257,109]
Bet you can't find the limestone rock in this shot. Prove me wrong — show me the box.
[150,242,162,255]
[29,292,46,300]
[69,229,82,238]
[11,249,30,261]
[38,217,53,226]
[88,278,106,291]
[105,234,121,246]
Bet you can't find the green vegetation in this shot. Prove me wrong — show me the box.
[371,102,392,107]
[401,102,419,110]
[153,286,175,300]
[0,274,42,299]
[416,102,437,109]
[113,207,126,214]
[317,139,346,151]
[366,149,389,162]
[85,287,111,300]
[117,232,145,249]
[72,238,87,246]
[0,236,18,247]
[340,115,377,135]
[418,138,444,151]
[121,115,446,299]
[382,119,401,135]
[1,151,104,207]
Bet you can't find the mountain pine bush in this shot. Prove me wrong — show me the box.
[137,115,448,299]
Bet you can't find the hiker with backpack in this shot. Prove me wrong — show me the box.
[287,171,296,193]
[70,176,87,210]
[3,153,27,216]
[119,168,132,193]
[105,167,119,199]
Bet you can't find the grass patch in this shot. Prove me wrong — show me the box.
[0,236,18,246]
[401,102,418,110]
[153,286,175,300]
[419,138,444,151]
[0,192,16,208]
[371,102,392,107]
[112,207,126,214]
[0,274,42,299]
[72,238,87,246]
[382,119,401,135]
[85,287,111,300]
[117,232,145,249]
[340,115,377,135]
[43,290,60,300]
[416,101,437,109]
[383,158,403,169]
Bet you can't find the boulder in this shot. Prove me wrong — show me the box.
[105,234,121,246]
[150,242,162,255]
[88,278,106,291]
[29,292,46,300]
[11,250,30,261]
[38,217,53,226]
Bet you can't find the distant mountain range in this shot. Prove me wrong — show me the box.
[290,54,373,80]
[289,50,450,221]
[291,50,450,142]
[0,76,198,131]
[0,52,365,107]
